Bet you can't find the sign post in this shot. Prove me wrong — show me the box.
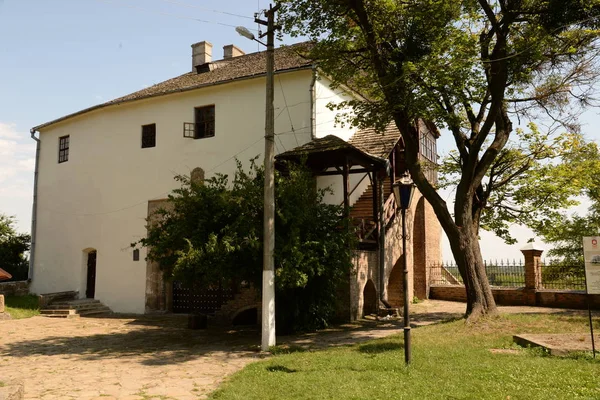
[582,236,600,358]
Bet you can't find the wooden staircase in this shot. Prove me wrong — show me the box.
[349,181,393,220]
[40,299,112,318]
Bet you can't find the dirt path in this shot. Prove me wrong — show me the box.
[0,300,588,399]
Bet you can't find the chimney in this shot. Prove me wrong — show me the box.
[191,41,212,71]
[223,44,245,59]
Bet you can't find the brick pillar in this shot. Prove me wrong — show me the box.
[0,294,4,313]
[521,243,544,306]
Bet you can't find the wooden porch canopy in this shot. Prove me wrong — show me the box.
[275,135,388,176]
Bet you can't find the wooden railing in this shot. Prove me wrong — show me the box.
[352,192,397,243]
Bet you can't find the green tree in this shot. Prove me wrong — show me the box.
[439,125,600,245]
[279,0,600,319]
[0,214,30,281]
[536,141,600,264]
[134,161,354,332]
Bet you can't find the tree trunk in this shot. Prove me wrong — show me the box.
[446,226,498,321]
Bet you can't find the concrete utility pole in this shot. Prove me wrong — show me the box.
[257,3,280,351]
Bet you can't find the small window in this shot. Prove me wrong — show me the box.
[58,135,69,163]
[133,249,140,261]
[194,105,215,139]
[141,124,156,148]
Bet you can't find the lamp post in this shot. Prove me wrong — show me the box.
[237,3,280,352]
[392,174,415,365]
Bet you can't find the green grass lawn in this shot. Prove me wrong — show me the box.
[211,314,600,400]
[4,294,39,319]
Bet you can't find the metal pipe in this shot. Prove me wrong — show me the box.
[379,177,386,305]
[28,129,41,281]
[309,66,317,140]
[402,207,411,364]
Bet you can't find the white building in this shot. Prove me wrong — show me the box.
[30,41,441,319]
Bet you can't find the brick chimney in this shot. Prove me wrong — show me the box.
[223,44,245,59]
[191,41,212,71]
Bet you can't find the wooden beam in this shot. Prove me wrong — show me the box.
[343,159,350,220]
[314,167,372,176]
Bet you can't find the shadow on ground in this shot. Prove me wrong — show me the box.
[1,320,261,366]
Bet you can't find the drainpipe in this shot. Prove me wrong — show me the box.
[309,65,317,139]
[28,129,40,281]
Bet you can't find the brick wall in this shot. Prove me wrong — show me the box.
[429,285,600,310]
[0,281,29,296]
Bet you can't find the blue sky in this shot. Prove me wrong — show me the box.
[1,0,598,260]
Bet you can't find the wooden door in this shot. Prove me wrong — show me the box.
[86,251,97,299]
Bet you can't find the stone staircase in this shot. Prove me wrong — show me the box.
[40,298,112,318]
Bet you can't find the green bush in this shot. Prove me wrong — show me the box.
[134,160,354,332]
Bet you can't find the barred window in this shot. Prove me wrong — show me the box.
[58,135,69,163]
[194,105,215,139]
[141,124,156,148]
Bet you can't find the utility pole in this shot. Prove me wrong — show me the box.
[256,3,280,351]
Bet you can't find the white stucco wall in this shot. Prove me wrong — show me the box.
[30,70,313,313]
[313,75,358,141]
[313,75,366,206]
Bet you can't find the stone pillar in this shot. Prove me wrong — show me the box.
[0,294,4,313]
[521,243,544,306]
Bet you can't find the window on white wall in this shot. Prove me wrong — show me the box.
[141,124,156,148]
[58,135,69,163]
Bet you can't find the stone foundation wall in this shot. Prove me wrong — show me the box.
[429,285,600,310]
[213,286,260,325]
[350,250,378,320]
[0,281,29,297]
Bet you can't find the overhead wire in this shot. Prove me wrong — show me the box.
[159,0,253,20]
[94,0,257,30]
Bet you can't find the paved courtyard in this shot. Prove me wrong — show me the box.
[0,300,586,399]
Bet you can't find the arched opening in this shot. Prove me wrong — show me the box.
[412,196,427,299]
[387,256,404,308]
[362,279,378,316]
[232,307,258,326]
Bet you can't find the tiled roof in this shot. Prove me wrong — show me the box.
[349,124,402,158]
[32,43,313,131]
[278,135,352,156]
[276,134,387,170]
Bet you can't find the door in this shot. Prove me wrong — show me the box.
[86,251,97,299]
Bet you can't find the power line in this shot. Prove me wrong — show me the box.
[159,0,253,20]
[94,0,255,30]
[277,75,300,146]
[38,136,265,217]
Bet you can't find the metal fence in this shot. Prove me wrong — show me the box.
[539,262,586,291]
[429,260,525,288]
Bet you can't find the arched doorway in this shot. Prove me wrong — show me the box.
[387,256,404,308]
[85,250,97,299]
[362,279,378,316]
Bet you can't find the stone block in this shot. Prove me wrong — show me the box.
[0,295,4,313]
[0,381,24,400]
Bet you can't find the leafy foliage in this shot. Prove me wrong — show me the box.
[439,124,600,244]
[279,0,600,316]
[0,214,30,281]
[134,161,354,332]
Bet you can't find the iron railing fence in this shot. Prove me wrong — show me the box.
[539,262,586,291]
[429,260,525,288]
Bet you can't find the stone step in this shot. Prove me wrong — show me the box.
[41,299,112,318]
[78,307,111,317]
[40,309,78,315]
[51,299,101,306]
[45,303,106,311]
